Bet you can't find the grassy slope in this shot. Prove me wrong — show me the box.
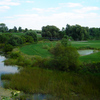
[20,41,57,57]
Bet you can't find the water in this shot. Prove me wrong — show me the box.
[0,55,52,100]
[78,50,95,56]
[0,55,18,86]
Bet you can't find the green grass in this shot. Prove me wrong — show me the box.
[20,41,58,57]
[79,51,100,62]
[37,34,42,38]
[71,40,100,49]
[20,40,100,61]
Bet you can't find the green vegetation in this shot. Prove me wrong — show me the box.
[20,40,100,61]
[79,51,100,62]
[50,43,80,71]
[1,67,100,100]
[72,40,100,49]
[0,23,100,99]
[20,41,57,57]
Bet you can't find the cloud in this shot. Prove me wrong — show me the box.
[26,1,34,3]
[32,7,60,13]
[4,11,100,30]
[0,6,10,12]
[0,0,20,6]
[74,7,100,13]
[60,3,82,8]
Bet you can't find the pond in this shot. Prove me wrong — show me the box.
[77,50,97,56]
[0,56,18,87]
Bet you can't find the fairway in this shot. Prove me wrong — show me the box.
[71,40,100,49]
[20,41,57,57]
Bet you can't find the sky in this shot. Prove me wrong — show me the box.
[0,0,100,30]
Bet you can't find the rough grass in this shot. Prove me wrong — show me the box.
[1,67,100,100]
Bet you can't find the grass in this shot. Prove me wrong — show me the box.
[20,40,100,62]
[79,51,100,62]
[71,40,100,49]
[2,40,100,99]
[0,32,25,36]
[1,67,100,100]
[20,41,58,57]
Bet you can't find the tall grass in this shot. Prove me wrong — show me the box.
[1,67,100,100]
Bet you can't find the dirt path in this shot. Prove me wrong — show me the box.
[0,86,12,99]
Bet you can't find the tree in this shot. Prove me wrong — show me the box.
[42,25,60,39]
[0,23,8,33]
[13,26,17,32]
[0,34,10,43]
[50,43,80,71]
[66,24,90,40]
[18,27,22,32]
[25,31,37,42]
[8,35,23,46]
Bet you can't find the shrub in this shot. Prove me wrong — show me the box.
[10,51,20,59]
[50,43,80,71]
[8,35,23,46]
[3,44,13,53]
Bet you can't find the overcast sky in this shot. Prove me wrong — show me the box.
[0,0,100,30]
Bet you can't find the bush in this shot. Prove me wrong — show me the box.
[50,43,80,71]
[10,51,20,59]
[0,34,9,43]
[3,44,13,53]
[8,35,23,46]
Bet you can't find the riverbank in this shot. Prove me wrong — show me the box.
[0,86,11,97]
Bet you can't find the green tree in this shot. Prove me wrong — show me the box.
[13,26,17,32]
[25,31,37,42]
[50,43,80,71]
[18,27,22,32]
[0,23,8,33]
[42,25,60,39]
[0,34,10,43]
[8,35,23,46]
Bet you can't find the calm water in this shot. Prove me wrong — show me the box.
[0,55,18,86]
[78,50,95,56]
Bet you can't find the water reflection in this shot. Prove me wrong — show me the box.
[78,50,95,56]
[0,55,18,86]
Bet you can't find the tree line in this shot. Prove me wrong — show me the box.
[42,24,100,40]
[0,23,41,33]
[1,23,100,40]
